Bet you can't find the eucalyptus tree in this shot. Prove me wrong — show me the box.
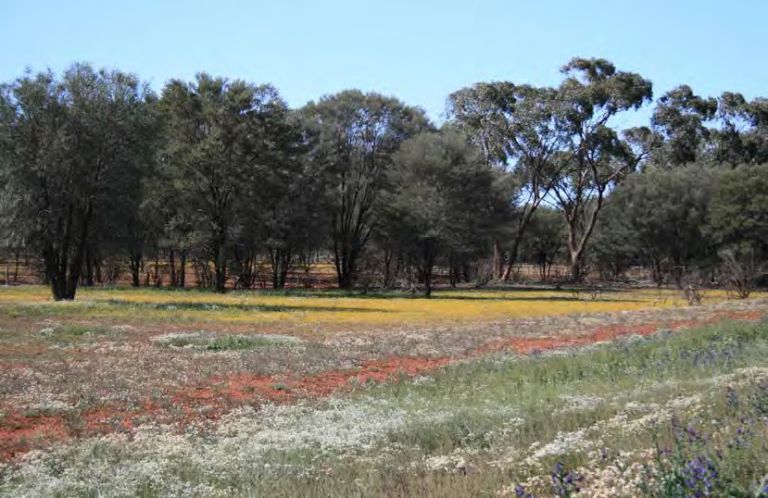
[550,57,653,281]
[650,85,718,166]
[714,93,768,165]
[0,64,155,300]
[160,74,289,292]
[383,129,496,296]
[302,90,429,288]
[449,83,565,280]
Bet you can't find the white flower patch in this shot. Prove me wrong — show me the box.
[667,394,701,410]
[577,448,656,498]
[0,396,410,497]
[411,375,435,385]
[110,324,136,332]
[556,394,604,413]
[150,332,207,347]
[710,366,768,387]
[526,427,594,464]
[213,399,406,454]
[19,393,74,413]
[423,450,475,474]
[622,401,660,413]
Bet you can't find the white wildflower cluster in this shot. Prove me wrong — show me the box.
[556,394,604,413]
[0,396,409,496]
[577,448,656,498]
[17,392,74,413]
[710,366,768,387]
[423,449,476,474]
[37,326,55,337]
[411,375,435,385]
[516,391,707,471]
[526,427,594,464]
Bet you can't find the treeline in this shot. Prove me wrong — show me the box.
[0,58,766,299]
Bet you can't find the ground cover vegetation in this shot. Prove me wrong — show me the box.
[0,288,765,496]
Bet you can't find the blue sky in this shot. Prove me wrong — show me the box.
[1,0,766,126]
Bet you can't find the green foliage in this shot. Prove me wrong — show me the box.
[651,85,718,166]
[596,165,715,284]
[647,381,768,497]
[0,64,156,299]
[519,208,565,281]
[1,58,767,296]
[382,129,496,295]
[302,90,430,288]
[708,164,768,254]
[155,333,292,351]
[159,75,294,292]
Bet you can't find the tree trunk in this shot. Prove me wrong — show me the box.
[129,252,142,287]
[335,247,356,290]
[169,249,177,287]
[422,242,436,298]
[501,202,543,282]
[214,253,227,293]
[569,249,586,283]
[84,245,94,287]
[383,247,394,289]
[501,238,523,282]
[179,251,187,288]
[492,239,503,280]
[13,252,20,282]
[154,252,162,288]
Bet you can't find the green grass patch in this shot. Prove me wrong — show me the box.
[39,323,112,342]
[152,332,299,351]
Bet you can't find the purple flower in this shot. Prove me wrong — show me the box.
[514,484,534,498]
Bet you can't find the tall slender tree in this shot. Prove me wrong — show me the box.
[550,57,652,281]
[449,83,565,281]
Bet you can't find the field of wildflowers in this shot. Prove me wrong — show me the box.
[0,285,766,496]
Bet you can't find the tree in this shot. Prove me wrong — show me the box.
[302,90,429,289]
[596,166,714,286]
[714,93,768,166]
[707,164,768,252]
[449,83,565,281]
[383,129,496,296]
[240,111,330,290]
[0,64,155,300]
[650,85,717,166]
[707,164,768,296]
[550,57,653,281]
[520,208,564,282]
[159,74,289,292]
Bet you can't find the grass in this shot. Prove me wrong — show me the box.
[152,332,299,351]
[1,318,766,497]
[0,285,764,496]
[38,323,113,343]
[0,285,736,334]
